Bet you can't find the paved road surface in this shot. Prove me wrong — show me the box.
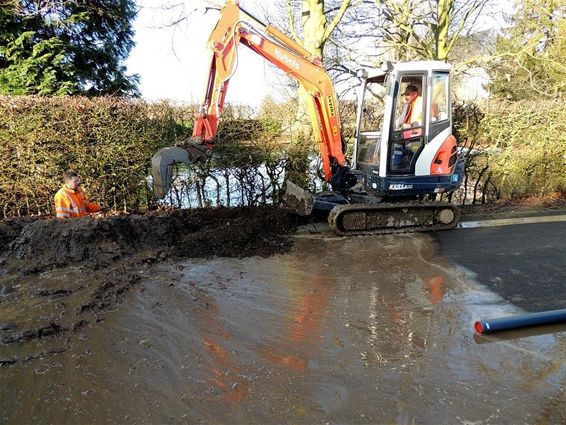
[435,221,566,312]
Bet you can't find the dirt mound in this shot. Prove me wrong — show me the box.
[0,218,34,253]
[0,206,297,353]
[1,206,297,274]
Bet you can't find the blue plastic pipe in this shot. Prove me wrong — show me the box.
[474,308,566,334]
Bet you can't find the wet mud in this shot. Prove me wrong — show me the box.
[0,207,297,362]
[1,206,565,423]
[1,231,564,424]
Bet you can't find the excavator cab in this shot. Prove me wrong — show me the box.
[352,61,463,201]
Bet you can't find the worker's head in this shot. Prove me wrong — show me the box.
[402,84,419,103]
[63,171,80,190]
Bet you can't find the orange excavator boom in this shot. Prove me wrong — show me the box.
[152,0,349,198]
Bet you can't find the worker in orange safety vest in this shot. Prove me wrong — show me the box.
[54,171,101,218]
[396,84,423,129]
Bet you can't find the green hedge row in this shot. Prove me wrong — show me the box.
[1,96,563,217]
[0,96,192,217]
[480,99,566,198]
[453,98,565,204]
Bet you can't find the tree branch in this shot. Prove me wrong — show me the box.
[287,0,305,45]
[445,0,488,57]
[323,0,352,42]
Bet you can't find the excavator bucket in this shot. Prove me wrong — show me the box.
[282,181,315,216]
[151,143,209,198]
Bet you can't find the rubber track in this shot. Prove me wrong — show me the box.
[327,201,461,236]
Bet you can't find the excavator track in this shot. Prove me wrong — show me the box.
[328,201,461,236]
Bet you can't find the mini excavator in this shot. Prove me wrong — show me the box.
[152,0,464,235]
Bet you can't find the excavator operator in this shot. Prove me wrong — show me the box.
[397,84,423,129]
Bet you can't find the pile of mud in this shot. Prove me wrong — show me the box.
[1,206,297,273]
[0,206,297,356]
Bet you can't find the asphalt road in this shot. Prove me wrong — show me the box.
[434,220,566,312]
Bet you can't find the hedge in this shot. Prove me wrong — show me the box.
[1,95,563,217]
[480,99,566,198]
[0,96,190,217]
[454,98,566,204]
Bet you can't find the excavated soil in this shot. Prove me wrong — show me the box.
[0,207,297,272]
[0,206,298,357]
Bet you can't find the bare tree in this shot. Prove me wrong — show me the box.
[486,0,566,100]
[264,0,376,136]
[376,0,491,62]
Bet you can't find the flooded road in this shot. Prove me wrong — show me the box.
[2,231,565,424]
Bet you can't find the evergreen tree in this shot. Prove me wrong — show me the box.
[0,0,140,96]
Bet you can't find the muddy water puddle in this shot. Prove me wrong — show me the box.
[2,234,565,424]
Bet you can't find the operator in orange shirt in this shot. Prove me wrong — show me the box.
[396,84,423,129]
[54,171,101,218]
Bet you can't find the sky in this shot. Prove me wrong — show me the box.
[126,0,512,106]
[126,0,275,107]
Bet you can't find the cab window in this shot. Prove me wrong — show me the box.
[357,80,387,165]
[431,73,449,122]
[395,76,425,130]
[360,80,386,133]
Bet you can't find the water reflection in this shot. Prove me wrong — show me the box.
[192,291,250,403]
[340,236,450,366]
[261,262,336,371]
[3,234,565,424]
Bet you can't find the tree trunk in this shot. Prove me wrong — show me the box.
[285,0,351,187]
[293,1,327,140]
[436,0,453,60]
[301,0,326,58]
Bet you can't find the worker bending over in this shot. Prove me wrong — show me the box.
[54,171,101,218]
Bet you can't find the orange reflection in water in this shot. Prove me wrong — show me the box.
[424,275,444,304]
[289,276,334,343]
[262,265,336,371]
[197,302,249,403]
[261,350,308,371]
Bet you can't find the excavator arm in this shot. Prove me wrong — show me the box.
[152,0,350,199]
